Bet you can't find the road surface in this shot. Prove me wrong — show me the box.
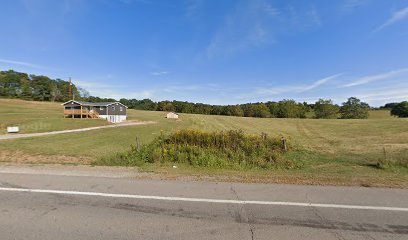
[0,164,407,240]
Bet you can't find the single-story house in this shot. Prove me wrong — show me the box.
[62,100,128,123]
[166,112,179,119]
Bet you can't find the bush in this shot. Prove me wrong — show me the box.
[98,130,295,170]
[390,101,408,118]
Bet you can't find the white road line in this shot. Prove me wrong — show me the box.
[1,187,407,212]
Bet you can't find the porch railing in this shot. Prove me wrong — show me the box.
[63,109,90,115]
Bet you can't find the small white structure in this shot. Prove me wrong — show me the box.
[7,126,19,133]
[166,112,179,119]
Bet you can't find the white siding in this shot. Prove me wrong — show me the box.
[99,115,127,123]
[166,112,179,119]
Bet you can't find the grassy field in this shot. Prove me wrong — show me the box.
[0,99,407,187]
[0,99,109,134]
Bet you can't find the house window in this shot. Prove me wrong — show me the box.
[112,106,115,111]
[100,106,103,110]
[120,107,123,111]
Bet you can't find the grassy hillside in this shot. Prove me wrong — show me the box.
[0,99,109,134]
[0,99,407,187]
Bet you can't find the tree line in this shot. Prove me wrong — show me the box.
[0,70,79,102]
[119,97,374,119]
[1,69,407,118]
[0,70,114,103]
[119,98,310,118]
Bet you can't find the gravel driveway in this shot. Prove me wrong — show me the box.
[0,121,155,140]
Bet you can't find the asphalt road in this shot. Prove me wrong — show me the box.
[0,164,407,240]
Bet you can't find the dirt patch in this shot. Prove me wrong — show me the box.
[0,151,92,165]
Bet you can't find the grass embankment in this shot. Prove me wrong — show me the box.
[0,99,407,187]
[0,99,109,134]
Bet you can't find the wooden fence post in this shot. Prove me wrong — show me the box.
[281,137,287,151]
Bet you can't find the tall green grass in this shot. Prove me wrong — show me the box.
[96,129,298,169]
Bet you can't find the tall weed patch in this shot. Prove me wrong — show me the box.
[98,129,297,169]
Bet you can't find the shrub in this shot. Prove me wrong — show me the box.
[390,101,408,118]
[99,130,295,170]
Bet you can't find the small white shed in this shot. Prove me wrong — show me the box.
[7,126,19,133]
[166,112,179,119]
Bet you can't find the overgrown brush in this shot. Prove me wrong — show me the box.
[375,147,408,169]
[97,129,298,170]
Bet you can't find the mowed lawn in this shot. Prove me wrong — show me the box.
[0,99,109,134]
[0,99,407,187]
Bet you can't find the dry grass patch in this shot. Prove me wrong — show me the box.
[0,150,92,165]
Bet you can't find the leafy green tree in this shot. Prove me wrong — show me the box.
[228,105,244,117]
[50,82,62,102]
[253,103,271,118]
[276,99,306,118]
[340,97,370,119]
[241,104,255,117]
[380,102,399,109]
[266,101,279,117]
[77,87,90,100]
[30,75,52,101]
[0,70,82,101]
[0,70,30,97]
[314,99,339,119]
[390,101,408,118]
[211,105,224,115]
[20,77,32,99]
[158,101,176,112]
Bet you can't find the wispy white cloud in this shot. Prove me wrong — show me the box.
[205,0,321,59]
[74,78,226,101]
[206,1,274,58]
[287,88,408,106]
[151,71,169,76]
[307,6,321,27]
[75,78,155,100]
[342,68,408,87]
[341,0,369,13]
[74,73,406,107]
[256,73,343,95]
[162,85,199,93]
[0,58,44,69]
[375,6,408,32]
[21,0,80,15]
[357,88,408,102]
[118,0,151,5]
[126,90,154,99]
[184,0,203,19]
[205,0,280,59]
[258,1,280,17]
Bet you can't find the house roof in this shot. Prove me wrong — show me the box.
[61,100,128,108]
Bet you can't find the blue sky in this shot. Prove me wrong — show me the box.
[0,0,407,106]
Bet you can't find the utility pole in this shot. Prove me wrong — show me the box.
[69,77,74,100]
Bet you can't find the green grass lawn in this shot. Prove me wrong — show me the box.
[0,99,109,134]
[0,99,407,187]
